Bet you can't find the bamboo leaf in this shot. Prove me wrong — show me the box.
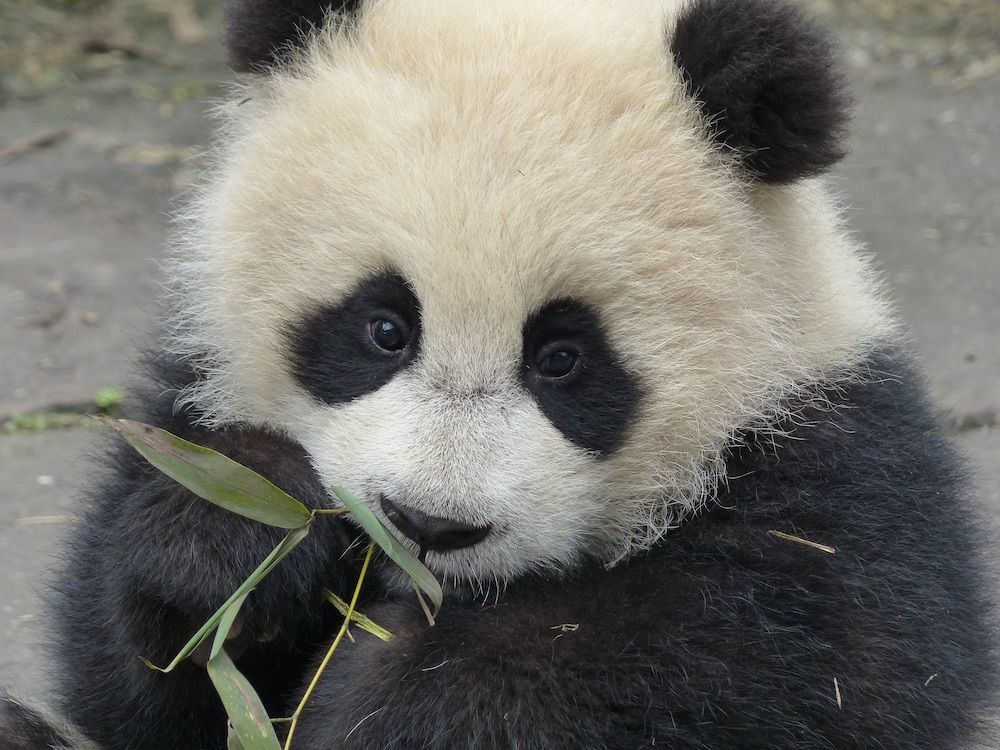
[211,592,250,661]
[323,589,393,641]
[110,419,311,529]
[207,649,281,750]
[331,486,442,617]
[227,724,246,750]
[144,524,311,673]
[205,591,279,750]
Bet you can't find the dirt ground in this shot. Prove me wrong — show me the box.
[1,0,998,713]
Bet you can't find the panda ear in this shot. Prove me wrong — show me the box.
[669,0,850,184]
[224,0,362,72]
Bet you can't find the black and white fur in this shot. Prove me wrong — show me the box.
[2,1,995,748]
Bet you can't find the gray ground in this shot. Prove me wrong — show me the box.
[0,0,997,711]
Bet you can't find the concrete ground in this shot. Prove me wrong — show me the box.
[1,0,997,709]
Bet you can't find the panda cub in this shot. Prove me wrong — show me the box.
[4,0,996,748]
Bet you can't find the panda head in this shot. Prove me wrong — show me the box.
[172,0,892,586]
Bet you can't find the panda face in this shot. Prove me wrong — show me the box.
[172,0,892,585]
[282,268,642,583]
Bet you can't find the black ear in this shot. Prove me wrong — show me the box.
[224,0,363,72]
[669,0,850,184]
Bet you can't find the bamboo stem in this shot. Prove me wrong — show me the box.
[282,542,375,750]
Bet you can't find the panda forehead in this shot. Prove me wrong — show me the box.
[215,87,741,334]
[213,0,739,278]
[204,0,767,387]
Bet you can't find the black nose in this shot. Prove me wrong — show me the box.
[379,496,491,551]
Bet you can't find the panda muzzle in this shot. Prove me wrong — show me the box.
[379,496,492,552]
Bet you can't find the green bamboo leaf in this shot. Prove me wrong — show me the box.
[331,486,442,617]
[323,589,394,641]
[110,419,311,529]
[211,592,250,660]
[210,594,274,750]
[207,649,281,750]
[144,524,311,673]
[227,724,246,750]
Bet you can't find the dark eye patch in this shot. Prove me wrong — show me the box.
[288,272,421,404]
[522,300,641,456]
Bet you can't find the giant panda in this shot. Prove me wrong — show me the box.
[2,0,996,748]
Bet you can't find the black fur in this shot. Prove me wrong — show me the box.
[27,348,996,750]
[670,0,850,183]
[289,272,422,406]
[49,353,370,750]
[224,0,361,71]
[0,693,94,750]
[17,5,989,749]
[522,300,641,456]
[293,349,997,749]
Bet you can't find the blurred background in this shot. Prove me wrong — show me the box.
[1,0,997,701]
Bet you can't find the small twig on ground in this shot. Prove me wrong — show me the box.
[80,37,147,58]
[0,128,74,161]
[949,407,999,433]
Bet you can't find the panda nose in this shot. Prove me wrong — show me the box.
[379,496,491,551]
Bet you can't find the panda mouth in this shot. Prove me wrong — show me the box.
[379,495,493,552]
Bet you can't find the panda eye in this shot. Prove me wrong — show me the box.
[369,317,409,353]
[537,344,579,379]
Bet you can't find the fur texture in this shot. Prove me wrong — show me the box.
[519,298,642,455]
[0,693,98,750]
[293,349,997,749]
[671,0,850,183]
[289,271,424,405]
[10,2,992,749]
[48,355,369,750]
[170,0,894,583]
[224,0,359,71]
[37,351,999,750]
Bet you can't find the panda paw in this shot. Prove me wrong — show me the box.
[105,483,356,666]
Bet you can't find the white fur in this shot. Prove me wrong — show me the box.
[167,0,896,584]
